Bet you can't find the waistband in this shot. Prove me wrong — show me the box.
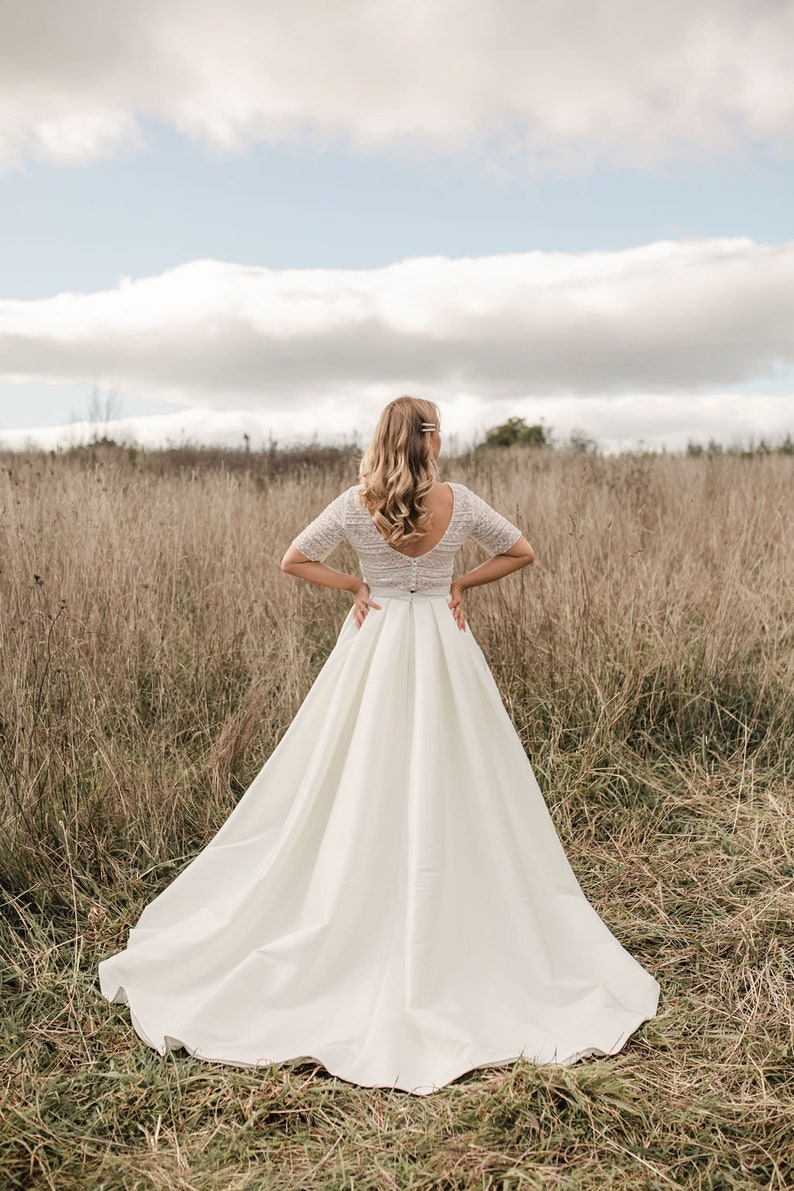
[367,585,451,601]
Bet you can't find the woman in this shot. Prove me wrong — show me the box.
[98,395,659,1095]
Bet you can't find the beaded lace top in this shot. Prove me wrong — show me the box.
[291,482,522,592]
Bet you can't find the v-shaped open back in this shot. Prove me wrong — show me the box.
[368,483,457,559]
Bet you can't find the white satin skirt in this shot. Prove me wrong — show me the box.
[98,585,660,1094]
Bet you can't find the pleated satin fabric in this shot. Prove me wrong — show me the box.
[98,586,659,1094]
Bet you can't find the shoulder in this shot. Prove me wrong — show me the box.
[455,485,520,535]
[307,484,359,525]
[452,483,494,509]
[344,482,365,506]
[447,482,475,511]
[338,483,367,520]
[330,483,361,505]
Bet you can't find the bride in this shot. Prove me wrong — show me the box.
[98,394,660,1094]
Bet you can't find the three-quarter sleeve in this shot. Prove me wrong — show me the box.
[465,487,522,555]
[290,488,350,561]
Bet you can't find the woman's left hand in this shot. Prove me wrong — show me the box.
[352,582,381,629]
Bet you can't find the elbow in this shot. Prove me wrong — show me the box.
[508,537,534,567]
[511,545,534,568]
[281,545,312,573]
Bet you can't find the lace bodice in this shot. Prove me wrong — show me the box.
[291,482,522,592]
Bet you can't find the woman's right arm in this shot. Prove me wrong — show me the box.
[448,538,533,630]
[457,535,534,591]
[447,488,534,630]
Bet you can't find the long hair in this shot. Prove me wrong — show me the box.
[357,395,441,548]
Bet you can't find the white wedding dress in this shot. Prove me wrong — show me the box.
[98,481,660,1094]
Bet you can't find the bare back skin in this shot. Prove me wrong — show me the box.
[383,481,456,557]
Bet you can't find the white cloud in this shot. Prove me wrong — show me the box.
[1,0,793,171]
[1,240,794,419]
[2,392,792,455]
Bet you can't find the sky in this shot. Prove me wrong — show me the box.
[1,0,793,453]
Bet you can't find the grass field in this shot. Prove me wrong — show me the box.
[1,442,792,1189]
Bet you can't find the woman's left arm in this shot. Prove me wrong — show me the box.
[281,549,381,628]
[283,487,382,627]
[281,547,360,594]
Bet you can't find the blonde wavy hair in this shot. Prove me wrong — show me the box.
[357,395,441,548]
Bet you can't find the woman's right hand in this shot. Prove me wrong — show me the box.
[448,580,467,632]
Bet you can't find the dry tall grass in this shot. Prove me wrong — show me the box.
[1,444,792,1189]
